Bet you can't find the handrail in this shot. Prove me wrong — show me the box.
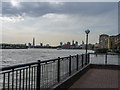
[89,53,119,55]
[0,61,38,71]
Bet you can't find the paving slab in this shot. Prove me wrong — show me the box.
[70,68,120,88]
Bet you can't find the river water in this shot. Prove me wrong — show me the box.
[1,48,94,67]
[0,48,119,67]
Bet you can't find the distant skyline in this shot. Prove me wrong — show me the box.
[1,1,119,46]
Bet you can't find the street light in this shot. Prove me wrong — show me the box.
[85,29,90,65]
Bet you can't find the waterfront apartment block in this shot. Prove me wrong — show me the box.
[108,35,118,49]
[99,34,120,50]
[99,34,109,49]
[116,34,120,49]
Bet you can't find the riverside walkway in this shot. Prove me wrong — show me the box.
[0,53,119,90]
[70,66,119,88]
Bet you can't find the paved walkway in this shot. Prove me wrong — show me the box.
[70,68,120,88]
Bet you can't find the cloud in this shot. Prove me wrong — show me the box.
[2,2,117,17]
[1,2,118,45]
[2,0,120,2]
[0,16,24,22]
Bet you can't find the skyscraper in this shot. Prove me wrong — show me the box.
[72,40,74,45]
[33,37,35,48]
[75,41,78,47]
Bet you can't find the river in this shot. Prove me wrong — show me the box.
[0,48,119,67]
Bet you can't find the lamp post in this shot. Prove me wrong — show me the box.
[85,29,90,65]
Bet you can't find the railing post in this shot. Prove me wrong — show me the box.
[105,53,107,64]
[85,54,87,65]
[76,54,79,71]
[69,55,71,76]
[57,57,60,82]
[88,53,90,64]
[12,69,14,90]
[37,60,41,90]
[81,54,84,67]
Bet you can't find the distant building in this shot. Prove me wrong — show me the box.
[67,42,71,45]
[99,34,109,49]
[94,43,100,49]
[28,43,31,47]
[40,43,43,47]
[88,44,93,50]
[60,42,63,46]
[46,44,49,47]
[72,40,74,45]
[99,34,120,50]
[80,44,85,49]
[33,37,35,48]
[75,41,78,47]
[82,41,84,45]
[108,36,117,49]
[116,34,120,50]
[1,43,27,49]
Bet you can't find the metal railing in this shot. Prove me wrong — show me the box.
[89,53,119,65]
[0,54,89,90]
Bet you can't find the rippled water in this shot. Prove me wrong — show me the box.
[0,48,119,68]
[1,48,94,67]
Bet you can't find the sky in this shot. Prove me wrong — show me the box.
[0,0,119,46]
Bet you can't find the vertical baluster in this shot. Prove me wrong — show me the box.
[57,57,60,82]
[29,66,30,90]
[16,70,18,90]
[34,67,36,90]
[76,54,79,71]
[82,54,84,68]
[43,64,45,88]
[31,67,33,90]
[47,63,48,87]
[8,73,10,90]
[45,63,47,88]
[26,68,28,90]
[88,53,90,64]
[3,73,5,90]
[37,60,41,90]
[23,69,25,90]
[105,53,107,64]
[12,69,14,90]
[69,55,71,76]
[19,69,21,90]
[51,63,52,86]
[41,65,43,88]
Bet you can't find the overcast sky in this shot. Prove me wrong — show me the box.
[1,1,119,46]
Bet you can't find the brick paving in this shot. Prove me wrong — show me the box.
[70,69,120,88]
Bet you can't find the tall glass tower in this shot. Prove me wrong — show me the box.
[33,37,35,48]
